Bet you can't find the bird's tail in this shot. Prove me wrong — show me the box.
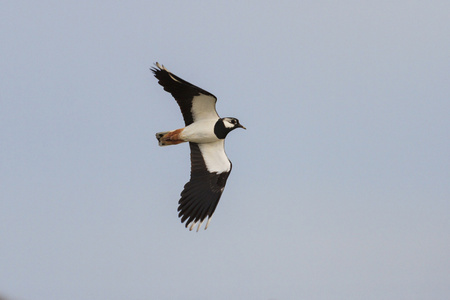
[156,131,170,146]
[156,129,186,147]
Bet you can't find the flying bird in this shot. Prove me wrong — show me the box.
[151,62,245,231]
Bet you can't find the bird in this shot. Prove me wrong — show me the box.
[151,62,245,231]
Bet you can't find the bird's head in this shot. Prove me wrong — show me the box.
[222,117,246,130]
[214,117,246,139]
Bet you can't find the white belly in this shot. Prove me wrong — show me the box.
[180,119,220,143]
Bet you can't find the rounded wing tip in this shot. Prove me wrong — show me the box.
[155,62,169,72]
[186,216,213,232]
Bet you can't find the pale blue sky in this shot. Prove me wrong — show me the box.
[1,1,449,299]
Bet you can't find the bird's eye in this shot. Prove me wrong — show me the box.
[231,119,236,124]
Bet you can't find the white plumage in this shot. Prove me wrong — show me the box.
[151,63,245,231]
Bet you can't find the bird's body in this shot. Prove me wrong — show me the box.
[158,119,219,145]
[151,63,245,231]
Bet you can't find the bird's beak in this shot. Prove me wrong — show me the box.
[239,124,246,130]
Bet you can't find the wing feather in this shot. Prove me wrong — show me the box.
[178,142,232,230]
[151,63,219,125]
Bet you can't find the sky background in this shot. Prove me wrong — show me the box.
[1,1,449,299]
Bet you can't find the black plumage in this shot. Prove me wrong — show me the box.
[151,65,216,126]
[178,142,231,228]
[151,62,244,231]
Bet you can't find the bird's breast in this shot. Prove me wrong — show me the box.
[180,119,220,143]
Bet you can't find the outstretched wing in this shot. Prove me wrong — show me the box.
[151,62,219,126]
[178,141,232,231]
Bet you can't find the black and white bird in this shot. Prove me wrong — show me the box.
[151,62,245,231]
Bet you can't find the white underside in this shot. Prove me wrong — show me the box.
[178,119,231,173]
[198,140,231,173]
[180,119,220,144]
[191,95,219,121]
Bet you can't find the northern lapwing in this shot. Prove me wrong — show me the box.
[151,63,245,231]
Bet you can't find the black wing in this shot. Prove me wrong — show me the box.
[151,62,218,126]
[178,142,232,231]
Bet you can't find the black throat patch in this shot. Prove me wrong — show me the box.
[214,120,232,139]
